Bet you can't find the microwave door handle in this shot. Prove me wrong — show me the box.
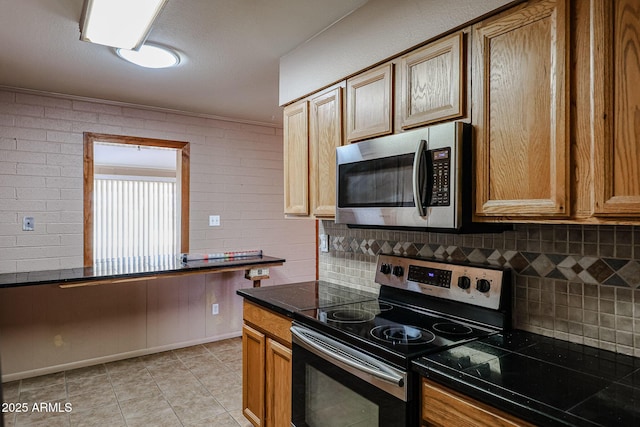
[413,139,427,217]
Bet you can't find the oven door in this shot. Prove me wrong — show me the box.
[291,324,413,427]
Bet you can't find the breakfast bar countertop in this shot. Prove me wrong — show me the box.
[413,329,640,427]
[0,255,286,288]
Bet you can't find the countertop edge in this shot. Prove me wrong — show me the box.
[0,256,286,289]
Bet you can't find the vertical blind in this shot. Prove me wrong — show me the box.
[93,178,177,262]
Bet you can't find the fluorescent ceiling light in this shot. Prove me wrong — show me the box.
[116,44,180,68]
[80,0,169,50]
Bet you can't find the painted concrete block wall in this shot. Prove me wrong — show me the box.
[0,88,316,379]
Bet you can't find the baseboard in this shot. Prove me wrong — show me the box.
[1,331,242,383]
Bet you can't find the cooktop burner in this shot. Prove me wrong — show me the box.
[432,322,473,335]
[370,325,436,345]
[324,308,375,323]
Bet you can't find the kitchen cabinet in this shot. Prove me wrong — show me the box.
[399,32,465,129]
[242,301,292,427]
[472,0,570,218]
[283,85,343,218]
[309,87,343,217]
[421,378,534,427]
[592,0,640,217]
[283,100,309,215]
[346,63,393,142]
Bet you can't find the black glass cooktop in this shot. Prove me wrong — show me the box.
[294,299,497,369]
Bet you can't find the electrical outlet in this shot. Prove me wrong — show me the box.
[212,303,219,315]
[209,215,220,227]
[22,216,34,231]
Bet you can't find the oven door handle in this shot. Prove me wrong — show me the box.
[291,325,405,388]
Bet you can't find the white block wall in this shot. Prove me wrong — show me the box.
[0,88,315,284]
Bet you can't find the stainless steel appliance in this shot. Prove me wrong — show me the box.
[290,254,511,427]
[336,121,470,230]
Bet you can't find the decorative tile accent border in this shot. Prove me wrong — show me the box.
[328,237,640,288]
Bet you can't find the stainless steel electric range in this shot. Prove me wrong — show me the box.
[290,254,511,427]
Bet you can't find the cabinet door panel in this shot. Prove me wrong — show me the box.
[422,379,534,427]
[473,0,569,217]
[346,63,393,142]
[266,339,292,427]
[593,0,640,215]
[400,32,464,129]
[283,101,309,215]
[242,324,265,427]
[310,87,343,217]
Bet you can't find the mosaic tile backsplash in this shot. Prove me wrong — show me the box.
[318,222,640,357]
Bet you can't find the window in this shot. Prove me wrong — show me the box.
[83,133,189,266]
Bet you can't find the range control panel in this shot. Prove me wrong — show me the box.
[375,254,506,310]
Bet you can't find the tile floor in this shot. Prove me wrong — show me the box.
[1,337,252,427]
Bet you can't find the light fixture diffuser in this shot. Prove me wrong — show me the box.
[80,0,169,50]
[116,44,180,69]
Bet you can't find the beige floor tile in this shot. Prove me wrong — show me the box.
[67,387,118,412]
[20,372,65,391]
[141,350,180,368]
[13,402,71,427]
[211,384,242,412]
[183,411,243,427]
[104,357,146,375]
[64,365,106,382]
[19,383,67,404]
[229,410,253,427]
[2,380,20,401]
[66,375,112,397]
[170,393,227,424]
[69,403,125,427]
[120,396,181,427]
[173,344,211,359]
[203,337,242,354]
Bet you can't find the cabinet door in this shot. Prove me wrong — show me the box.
[242,324,265,427]
[400,32,465,129]
[283,101,309,215]
[265,339,292,427]
[422,379,534,427]
[310,87,343,217]
[346,63,393,142]
[472,0,569,217]
[593,0,640,216]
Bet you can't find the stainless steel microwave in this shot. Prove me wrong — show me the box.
[336,121,471,230]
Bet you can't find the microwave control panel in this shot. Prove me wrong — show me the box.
[429,147,450,206]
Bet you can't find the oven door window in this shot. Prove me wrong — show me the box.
[338,153,419,208]
[291,343,408,427]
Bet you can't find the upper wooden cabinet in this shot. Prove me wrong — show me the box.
[472,0,570,218]
[592,0,640,217]
[283,100,309,215]
[282,85,343,219]
[400,32,465,129]
[309,87,343,217]
[346,63,393,142]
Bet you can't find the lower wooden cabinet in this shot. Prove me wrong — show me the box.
[422,378,534,427]
[242,301,292,427]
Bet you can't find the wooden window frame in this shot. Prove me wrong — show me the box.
[83,133,190,266]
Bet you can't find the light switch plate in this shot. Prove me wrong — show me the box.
[319,234,329,252]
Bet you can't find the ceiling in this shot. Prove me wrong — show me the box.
[0,0,369,126]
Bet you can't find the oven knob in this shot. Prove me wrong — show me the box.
[476,279,491,293]
[380,263,392,275]
[392,265,404,277]
[457,276,471,290]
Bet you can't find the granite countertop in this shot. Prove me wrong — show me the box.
[414,330,640,427]
[0,255,286,288]
[236,280,378,317]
